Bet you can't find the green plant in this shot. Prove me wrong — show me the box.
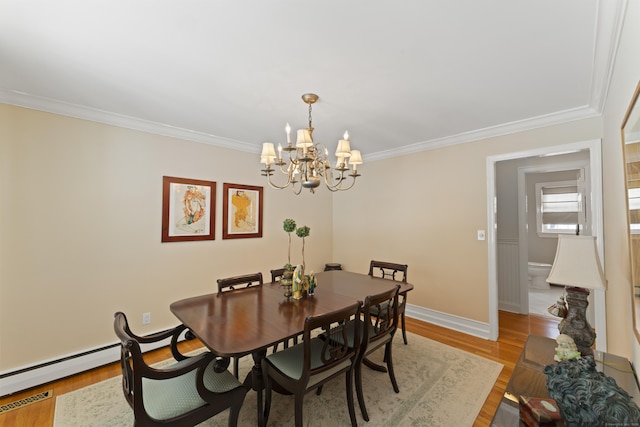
[283,218,297,265]
[296,225,310,270]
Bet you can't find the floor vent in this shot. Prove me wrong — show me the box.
[0,389,53,414]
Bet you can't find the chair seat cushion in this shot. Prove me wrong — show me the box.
[266,337,351,388]
[142,357,242,421]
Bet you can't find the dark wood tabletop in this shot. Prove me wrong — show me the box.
[170,270,414,358]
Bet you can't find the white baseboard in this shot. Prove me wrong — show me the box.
[0,330,178,397]
[405,303,493,340]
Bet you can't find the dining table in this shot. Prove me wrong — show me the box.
[170,269,414,426]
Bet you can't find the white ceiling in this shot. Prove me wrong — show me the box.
[0,1,628,160]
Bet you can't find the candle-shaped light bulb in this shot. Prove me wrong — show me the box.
[285,123,291,143]
[277,143,282,160]
[343,130,349,140]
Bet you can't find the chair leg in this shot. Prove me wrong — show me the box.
[401,312,408,345]
[355,359,369,422]
[228,389,245,427]
[346,368,359,426]
[263,373,272,425]
[385,344,399,393]
[294,394,304,427]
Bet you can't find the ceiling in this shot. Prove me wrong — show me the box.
[0,1,628,161]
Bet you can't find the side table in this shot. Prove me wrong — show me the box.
[491,335,640,426]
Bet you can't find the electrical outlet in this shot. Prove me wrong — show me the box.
[142,312,151,325]
[477,230,486,241]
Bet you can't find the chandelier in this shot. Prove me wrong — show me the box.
[260,93,363,194]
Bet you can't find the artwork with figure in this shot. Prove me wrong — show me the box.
[161,176,216,242]
[222,183,263,239]
[231,190,254,231]
[170,184,211,236]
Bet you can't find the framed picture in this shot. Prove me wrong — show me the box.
[222,183,263,239]
[161,176,216,242]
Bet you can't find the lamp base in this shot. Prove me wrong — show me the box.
[558,287,595,356]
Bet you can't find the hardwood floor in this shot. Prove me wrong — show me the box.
[0,311,559,427]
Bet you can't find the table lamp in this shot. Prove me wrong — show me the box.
[546,235,606,356]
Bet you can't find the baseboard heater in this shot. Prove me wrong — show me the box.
[0,329,178,397]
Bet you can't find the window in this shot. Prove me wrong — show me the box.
[536,180,586,236]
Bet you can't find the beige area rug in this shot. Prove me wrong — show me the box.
[54,332,503,426]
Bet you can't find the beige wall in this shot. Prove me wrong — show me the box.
[0,106,333,370]
[333,118,601,323]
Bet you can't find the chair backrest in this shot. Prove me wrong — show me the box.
[270,268,285,283]
[362,285,400,354]
[114,312,245,426]
[302,301,362,381]
[113,312,186,421]
[217,272,264,293]
[368,260,408,283]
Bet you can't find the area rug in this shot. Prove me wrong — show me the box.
[54,332,503,426]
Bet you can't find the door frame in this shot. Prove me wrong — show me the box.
[486,138,606,350]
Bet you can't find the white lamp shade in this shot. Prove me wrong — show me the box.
[546,235,606,290]
[261,142,276,158]
[335,140,351,158]
[260,142,276,164]
[348,150,363,165]
[296,129,313,148]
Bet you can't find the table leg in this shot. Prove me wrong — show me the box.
[249,349,267,427]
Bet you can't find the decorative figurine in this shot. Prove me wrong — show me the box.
[308,271,316,295]
[554,334,581,361]
[293,265,304,300]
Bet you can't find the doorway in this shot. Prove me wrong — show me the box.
[486,139,606,350]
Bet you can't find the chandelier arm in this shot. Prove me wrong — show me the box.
[292,181,302,195]
[328,174,358,192]
[323,164,362,191]
[264,168,294,190]
[322,164,348,190]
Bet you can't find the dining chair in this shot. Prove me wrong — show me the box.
[368,260,409,344]
[216,272,264,378]
[217,272,263,293]
[270,267,285,282]
[354,285,401,421]
[318,285,400,422]
[113,312,248,427]
[261,301,363,427]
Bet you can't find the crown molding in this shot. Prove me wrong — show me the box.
[0,89,259,154]
[364,106,600,162]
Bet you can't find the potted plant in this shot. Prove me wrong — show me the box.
[296,225,310,272]
[283,218,296,267]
